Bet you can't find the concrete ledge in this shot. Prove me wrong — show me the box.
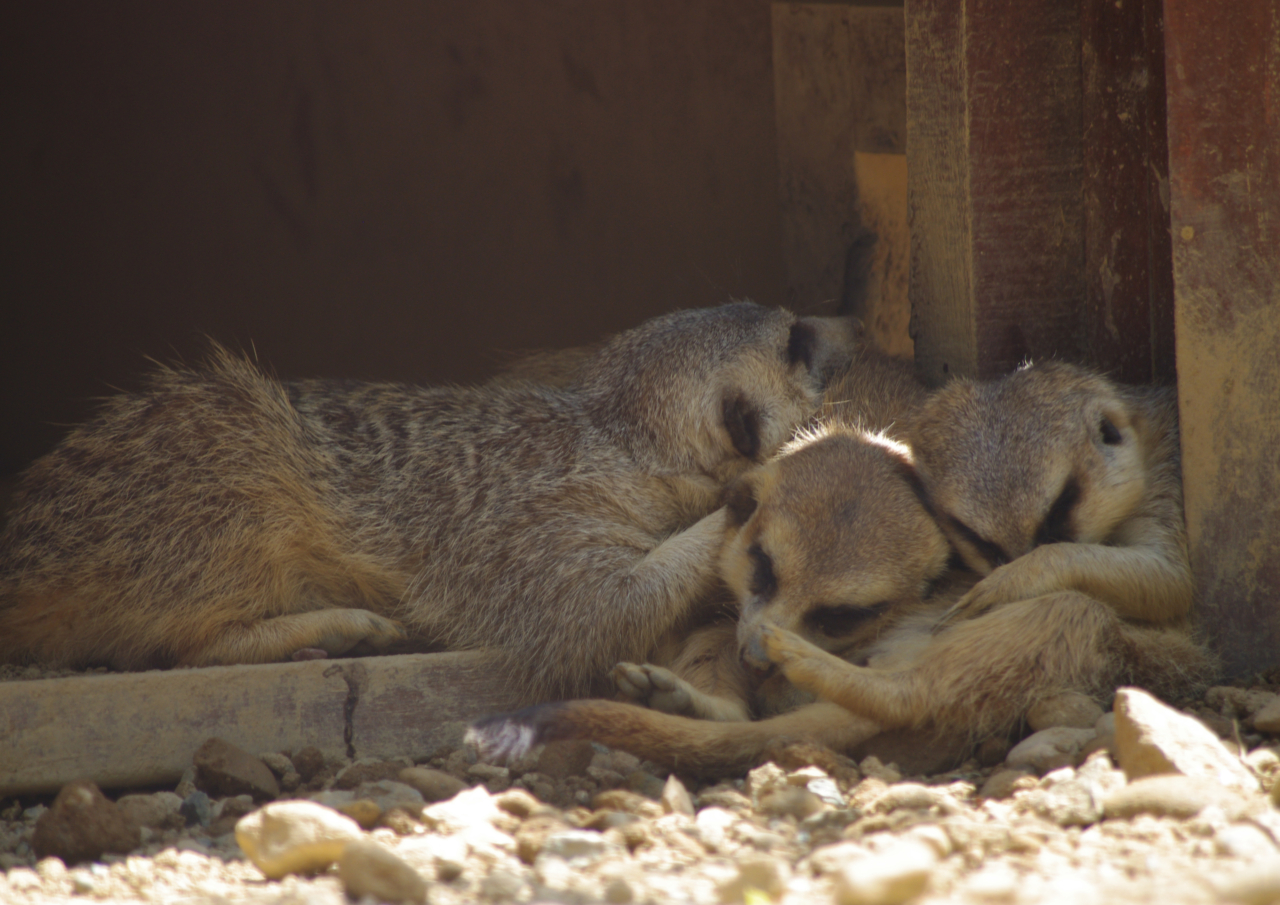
[0,651,527,796]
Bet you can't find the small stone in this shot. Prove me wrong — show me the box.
[1113,687,1261,793]
[1019,779,1101,827]
[759,786,824,820]
[468,762,512,793]
[337,799,383,830]
[858,756,902,783]
[1102,774,1258,820]
[625,770,666,800]
[338,839,428,904]
[604,876,636,903]
[1216,824,1279,859]
[1206,686,1280,720]
[398,766,468,803]
[180,791,213,827]
[377,806,422,836]
[193,737,280,802]
[541,828,619,862]
[594,789,663,818]
[1026,692,1105,731]
[234,800,363,880]
[980,769,1037,799]
[660,774,695,816]
[696,784,752,812]
[718,854,790,902]
[116,792,184,830]
[335,759,404,790]
[746,762,788,803]
[421,784,502,833]
[1005,727,1097,775]
[515,814,572,864]
[481,867,527,902]
[1253,698,1280,734]
[833,838,937,905]
[259,752,295,779]
[867,783,961,816]
[536,740,596,779]
[351,780,425,816]
[31,781,141,865]
[495,787,544,818]
[291,747,327,783]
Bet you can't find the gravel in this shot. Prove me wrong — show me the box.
[4,679,1280,904]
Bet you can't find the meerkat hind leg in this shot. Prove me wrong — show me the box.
[179,608,407,667]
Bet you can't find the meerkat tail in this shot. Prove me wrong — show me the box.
[467,700,881,776]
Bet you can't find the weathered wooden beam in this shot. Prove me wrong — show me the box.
[1164,0,1280,678]
[1081,0,1176,385]
[906,0,1085,385]
[0,651,526,796]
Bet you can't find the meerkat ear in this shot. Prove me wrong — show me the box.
[787,320,817,371]
[722,392,762,460]
[882,447,936,518]
[723,476,758,528]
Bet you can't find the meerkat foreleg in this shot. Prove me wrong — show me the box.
[934,541,1193,630]
[177,608,406,667]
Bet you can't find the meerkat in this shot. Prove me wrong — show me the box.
[604,344,930,723]
[0,303,857,701]
[470,361,1216,773]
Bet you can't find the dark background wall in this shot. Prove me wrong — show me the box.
[1,1,787,478]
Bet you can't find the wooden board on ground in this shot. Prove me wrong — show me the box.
[0,651,525,796]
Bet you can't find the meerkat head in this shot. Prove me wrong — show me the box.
[909,361,1149,575]
[722,426,952,670]
[578,302,859,481]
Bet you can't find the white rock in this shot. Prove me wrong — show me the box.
[234,801,363,880]
[833,839,938,905]
[1253,699,1280,734]
[1113,687,1261,793]
[661,774,695,816]
[351,780,425,814]
[422,784,502,832]
[1216,825,1279,860]
[858,756,902,783]
[718,854,790,902]
[808,777,845,807]
[481,867,528,902]
[746,763,787,803]
[1006,727,1096,774]
[867,783,961,816]
[694,807,736,852]
[337,839,427,904]
[807,842,868,876]
[540,829,620,863]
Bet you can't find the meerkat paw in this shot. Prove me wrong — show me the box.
[306,610,407,658]
[612,662,697,716]
[758,623,836,689]
[933,561,1044,632]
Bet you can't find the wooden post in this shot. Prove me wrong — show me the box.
[1081,0,1176,385]
[1164,0,1280,678]
[905,0,1085,385]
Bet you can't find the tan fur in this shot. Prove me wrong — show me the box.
[0,303,856,701]
[470,361,1215,774]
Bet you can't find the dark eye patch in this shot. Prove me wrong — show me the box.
[1033,476,1080,547]
[724,479,758,527]
[786,320,817,371]
[946,516,1011,568]
[804,600,894,638]
[1100,417,1123,445]
[722,393,762,460]
[748,543,777,601]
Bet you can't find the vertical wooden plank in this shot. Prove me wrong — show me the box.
[773,3,910,355]
[906,0,1085,385]
[1165,0,1280,678]
[1081,0,1176,385]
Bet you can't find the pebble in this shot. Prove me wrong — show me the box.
[1253,698,1280,734]
[350,780,425,815]
[291,746,328,783]
[540,828,619,863]
[117,792,184,830]
[1026,692,1105,731]
[337,838,428,904]
[833,838,937,905]
[536,740,596,779]
[661,774,695,816]
[718,854,790,902]
[234,800,363,880]
[179,791,213,827]
[1205,686,1279,721]
[192,737,281,801]
[31,781,141,865]
[468,762,512,792]
[1005,726,1097,774]
[335,758,406,789]
[980,768,1037,799]
[1101,774,1258,820]
[398,766,468,802]
[1113,687,1262,793]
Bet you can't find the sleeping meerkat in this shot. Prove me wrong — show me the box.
[0,303,857,701]
[470,361,1215,773]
